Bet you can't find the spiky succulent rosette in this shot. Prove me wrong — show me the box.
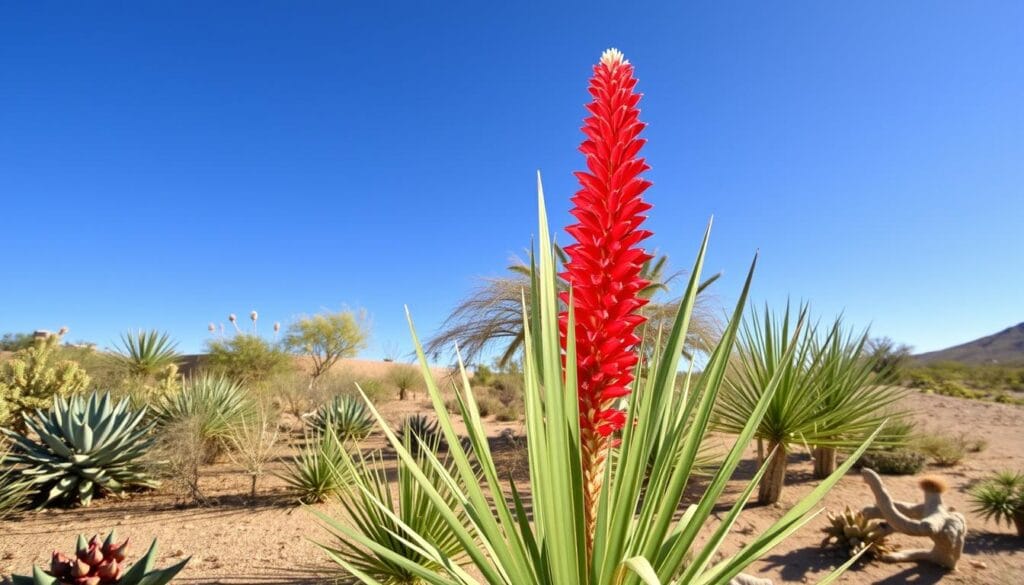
[558,48,653,549]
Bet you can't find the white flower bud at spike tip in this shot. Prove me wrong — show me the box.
[208,323,216,333]
[600,48,627,67]
[250,310,258,323]
[229,313,237,323]
[273,322,280,333]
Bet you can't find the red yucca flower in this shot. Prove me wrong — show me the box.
[559,48,653,546]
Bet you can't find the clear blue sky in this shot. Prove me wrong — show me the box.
[2,2,1021,359]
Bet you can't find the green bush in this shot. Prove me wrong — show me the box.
[856,449,927,475]
[915,433,967,467]
[205,333,294,390]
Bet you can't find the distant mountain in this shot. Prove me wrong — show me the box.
[915,322,1024,365]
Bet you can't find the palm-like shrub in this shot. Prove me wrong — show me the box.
[280,429,350,503]
[970,470,1024,536]
[114,329,180,379]
[715,306,904,503]
[306,395,375,442]
[151,374,255,462]
[2,392,157,506]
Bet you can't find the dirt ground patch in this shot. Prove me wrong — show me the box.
[2,390,1022,584]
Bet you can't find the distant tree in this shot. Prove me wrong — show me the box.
[425,247,720,367]
[388,363,421,401]
[0,332,34,352]
[866,337,914,379]
[283,310,369,388]
[205,334,293,390]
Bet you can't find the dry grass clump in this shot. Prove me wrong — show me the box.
[151,416,210,506]
[225,406,281,499]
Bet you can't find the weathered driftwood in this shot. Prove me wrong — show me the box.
[860,468,966,569]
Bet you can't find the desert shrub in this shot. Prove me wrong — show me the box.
[317,368,389,404]
[151,374,255,463]
[110,329,182,404]
[388,363,421,401]
[280,429,351,503]
[0,331,90,429]
[0,332,35,352]
[267,371,321,418]
[475,394,504,418]
[226,406,281,499]
[915,433,967,467]
[151,415,209,505]
[205,333,294,390]
[962,434,987,453]
[306,395,375,442]
[2,392,157,507]
[856,449,927,475]
[971,471,1024,536]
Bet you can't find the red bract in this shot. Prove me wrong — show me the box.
[559,48,652,549]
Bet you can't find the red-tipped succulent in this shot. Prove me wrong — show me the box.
[559,48,653,548]
[14,531,188,585]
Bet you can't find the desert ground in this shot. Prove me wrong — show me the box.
[2,372,1021,585]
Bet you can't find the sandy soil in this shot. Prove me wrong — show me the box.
[1,388,1021,585]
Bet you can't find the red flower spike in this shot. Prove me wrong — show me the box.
[559,48,653,555]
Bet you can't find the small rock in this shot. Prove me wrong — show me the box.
[970,560,987,570]
[169,549,186,558]
[2,552,13,560]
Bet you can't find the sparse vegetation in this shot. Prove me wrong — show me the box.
[905,362,1024,404]
[915,432,968,467]
[225,406,281,499]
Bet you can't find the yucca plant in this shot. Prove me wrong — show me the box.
[970,470,1024,537]
[280,428,351,504]
[715,306,902,504]
[313,49,875,585]
[320,432,472,583]
[114,329,181,379]
[807,320,905,478]
[2,392,157,507]
[396,414,441,456]
[151,374,255,462]
[11,531,189,585]
[306,395,375,442]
